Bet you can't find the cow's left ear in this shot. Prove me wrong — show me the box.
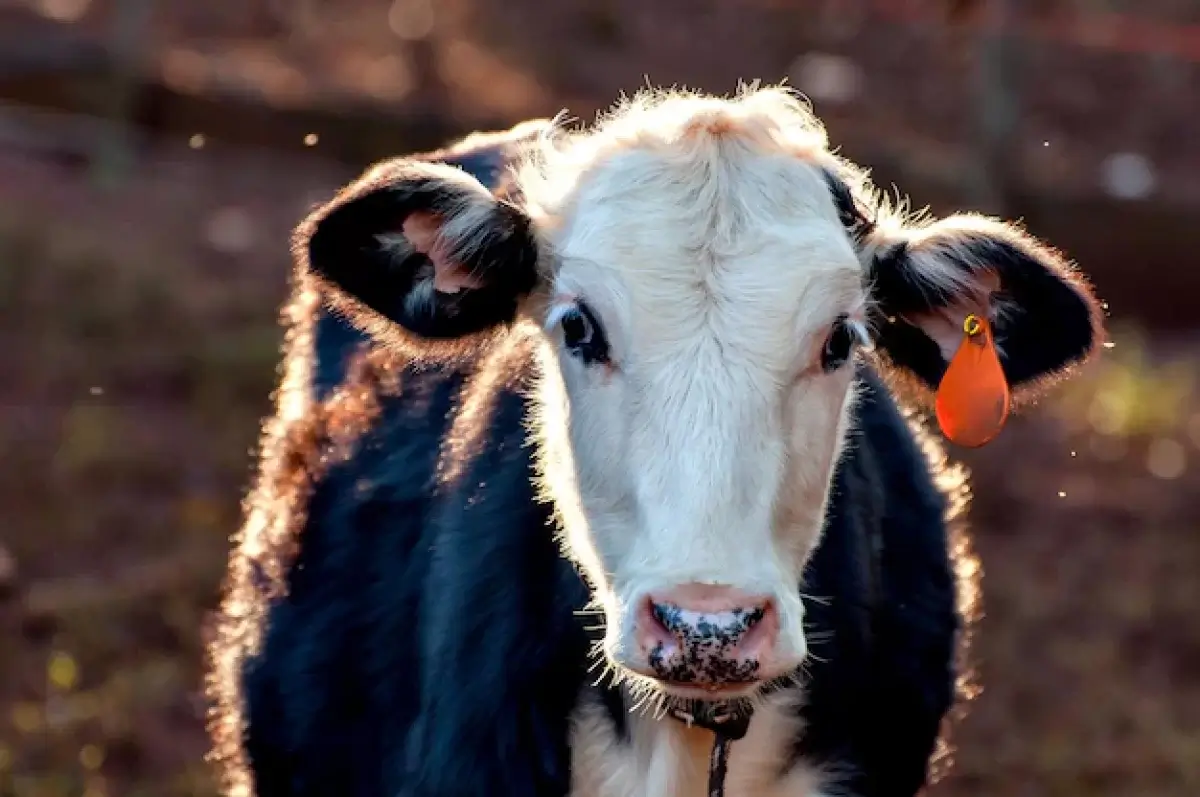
[866,213,1105,402]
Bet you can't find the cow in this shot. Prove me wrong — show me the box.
[205,85,1104,797]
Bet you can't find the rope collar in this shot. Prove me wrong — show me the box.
[664,700,753,797]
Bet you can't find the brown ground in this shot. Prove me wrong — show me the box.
[0,138,1198,797]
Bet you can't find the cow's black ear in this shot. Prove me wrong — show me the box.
[865,214,1105,403]
[296,159,542,346]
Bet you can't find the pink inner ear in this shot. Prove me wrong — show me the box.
[904,269,1002,361]
[402,211,487,294]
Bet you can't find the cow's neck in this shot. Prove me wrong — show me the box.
[662,700,751,797]
[662,698,753,740]
[572,686,821,797]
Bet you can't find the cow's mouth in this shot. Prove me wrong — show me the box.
[657,680,761,701]
[616,667,778,712]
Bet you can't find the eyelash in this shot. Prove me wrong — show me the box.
[821,314,871,372]
[558,301,611,365]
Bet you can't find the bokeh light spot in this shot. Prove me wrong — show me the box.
[1146,438,1186,480]
[36,0,90,23]
[389,0,434,41]
[205,207,257,255]
[80,743,105,770]
[49,651,79,691]
[11,703,43,734]
[789,53,862,104]
[1102,152,1156,200]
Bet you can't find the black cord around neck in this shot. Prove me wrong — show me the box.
[707,733,735,797]
[665,701,752,797]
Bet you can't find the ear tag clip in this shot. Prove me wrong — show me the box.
[935,313,1010,448]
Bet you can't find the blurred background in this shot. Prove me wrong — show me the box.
[0,0,1197,795]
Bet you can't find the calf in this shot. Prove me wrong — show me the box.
[206,86,1103,797]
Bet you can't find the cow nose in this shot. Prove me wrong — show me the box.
[635,584,779,687]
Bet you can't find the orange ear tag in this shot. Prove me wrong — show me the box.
[934,313,1011,448]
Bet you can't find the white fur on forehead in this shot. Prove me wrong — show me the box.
[515,85,835,225]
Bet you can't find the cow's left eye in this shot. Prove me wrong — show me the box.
[821,315,865,372]
[560,302,610,365]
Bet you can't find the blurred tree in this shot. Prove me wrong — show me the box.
[89,0,152,188]
[962,0,1021,215]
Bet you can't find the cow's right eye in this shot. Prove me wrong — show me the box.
[561,302,610,365]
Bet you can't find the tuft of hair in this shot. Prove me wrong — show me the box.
[513,83,833,225]
[426,118,555,158]
[415,118,556,201]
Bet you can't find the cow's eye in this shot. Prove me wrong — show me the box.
[821,314,868,372]
[561,302,610,365]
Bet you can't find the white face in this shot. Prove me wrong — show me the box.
[520,91,872,698]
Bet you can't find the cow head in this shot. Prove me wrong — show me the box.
[302,87,1103,704]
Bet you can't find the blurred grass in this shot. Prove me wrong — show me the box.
[0,206,1198,797]
[0,211,283,797]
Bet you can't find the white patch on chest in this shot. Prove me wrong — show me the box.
[569,689,837,797]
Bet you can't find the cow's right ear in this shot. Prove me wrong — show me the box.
[297,159,542,344]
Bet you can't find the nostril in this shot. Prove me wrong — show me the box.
[735,600,778,657]
[636,597,679,651]
[649,600,685,638]
[734,602,768,630]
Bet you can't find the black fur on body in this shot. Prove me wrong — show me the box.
[206,123,1020,797]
